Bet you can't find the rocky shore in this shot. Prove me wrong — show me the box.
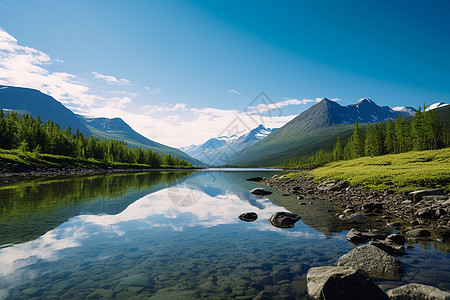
[262,175,450,242]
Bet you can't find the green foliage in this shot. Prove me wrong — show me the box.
[281,109,448,169]
[0,110,192,168]
[312,148,450,190]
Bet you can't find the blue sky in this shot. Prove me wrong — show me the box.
[0,0,449,147]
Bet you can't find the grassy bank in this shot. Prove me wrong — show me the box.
[309,148,450,190]
[0,149,195,172]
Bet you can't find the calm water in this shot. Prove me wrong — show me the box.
[0,170,448,299]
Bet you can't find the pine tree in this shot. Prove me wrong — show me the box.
[385,118,396,154]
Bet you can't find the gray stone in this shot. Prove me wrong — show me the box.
[250,188,272,196]
[306,266,388,300]
[406,229,431,237]
[408,189,445,202]
[369,240,405,256]
[317,180,350,192]
[386,283,450,300]
[337,245,402,280]
[268,212,301,228]
[346,228,387,244]
[246,177,264,182]
[386,233,406,245]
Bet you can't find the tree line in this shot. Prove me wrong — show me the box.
[0,110,192,167]
[283,108,448,168]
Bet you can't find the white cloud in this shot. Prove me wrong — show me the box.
[250,98,314,113]
[0,27,101,108]
[227,89,240,95]
[56,58,64,63]
[91,71,131,85]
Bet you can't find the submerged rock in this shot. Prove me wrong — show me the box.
[306,266,388,300]
[386,233,406,245]
[386,283,450,300]
[246,177,264,182]
[238,212,258,222]
[250,188,273,196]
[268,212,301,228]
[337,245,402,280]
[119,274,155,288]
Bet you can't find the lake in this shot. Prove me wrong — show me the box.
[0,170,449,299]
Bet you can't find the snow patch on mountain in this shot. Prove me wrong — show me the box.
[425,102,449,111]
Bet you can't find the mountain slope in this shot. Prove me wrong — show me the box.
[181,124,275,165]
[0,85,202,166]
[0,86,89,134]
[232,98,411,166]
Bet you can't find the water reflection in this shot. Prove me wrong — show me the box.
[0,170,449,299]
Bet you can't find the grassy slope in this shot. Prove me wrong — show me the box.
[310,148,450,190]
[0,149,194,170]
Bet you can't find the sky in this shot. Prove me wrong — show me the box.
[0,0,449,148]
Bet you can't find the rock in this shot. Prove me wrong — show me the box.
[369,240,405,256]
[270,268,292,283]
[250,188,272,196]
[346,228,388,244]
[238,212,258,222]
[386,233,406,245]
[317,180,350,192]
[306,266,388,300]
[415,207,436,219]
[296,195,304,200]
[442,199,450,206]
[406,228,431,237]
[408,189,445,202]
[246,177,264,182]
[268,212,301,228]
[343,208,356,214]
[337,245,402,280]
[410,219,421,225]
[363,203,384,213]
[386,283,450,300]
[299,202,307,205]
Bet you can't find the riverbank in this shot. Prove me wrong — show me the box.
[0,154,198,181]
[262,174,450,241]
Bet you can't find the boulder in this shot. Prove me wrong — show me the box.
[317,180,350,192]
[337,245,402,280]
[386,283,450,300]
[369,240,405,256]
[246,177,264,182]
[408,189,445,202]
[306,266,388,300]
[406,228,431,237]
[238,212,258,222]
[250,188,272,196]
[268,212,301,228]
[386,233,406,245]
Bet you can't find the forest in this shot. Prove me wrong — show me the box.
[283,108,449,168]
[0,110,193,168]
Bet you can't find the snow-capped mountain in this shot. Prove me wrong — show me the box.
[392,106,416,117]
[179,124,276,165]
[425,102,449,111]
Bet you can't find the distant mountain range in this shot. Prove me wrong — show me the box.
[180,124,275,165]
[0,85,203,166]
[226,98,448,167]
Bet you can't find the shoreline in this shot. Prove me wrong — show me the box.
[261,175,450,241]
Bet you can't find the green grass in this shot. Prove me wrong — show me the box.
[310,148,450,190]
[0,149,194,170]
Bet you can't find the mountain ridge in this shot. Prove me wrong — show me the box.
[0,85,203,166]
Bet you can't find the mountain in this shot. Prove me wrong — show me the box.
[425,102,449,111]
[231,98,415,166]
[0,85,202,166]
[392,106,416,117]
[180,124,275,165]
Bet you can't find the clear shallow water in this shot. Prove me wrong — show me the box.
[0,170,449,299]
